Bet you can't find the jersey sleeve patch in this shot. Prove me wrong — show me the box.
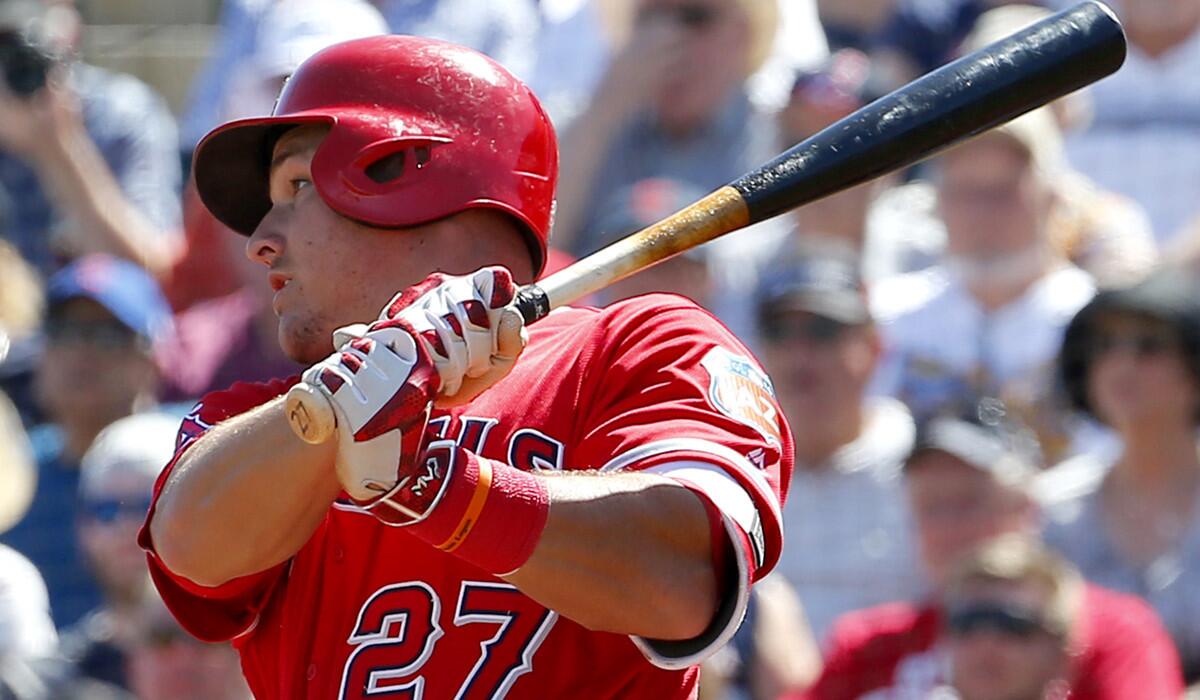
[699,346,783,446]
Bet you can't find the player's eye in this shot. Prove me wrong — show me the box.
[291,178,312,194]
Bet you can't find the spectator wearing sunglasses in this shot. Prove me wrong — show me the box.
[1,255,171,630]
[1045,267,1200,682]
[755,244,923,645]
[940,535,1080,700]
[789,404,1183,700]
[552,0,782,256]
[51,412,178,692]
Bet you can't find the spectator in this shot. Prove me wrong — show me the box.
[794,406,1184,699]
[0,0,181,275]
[1062,0,1200,244]
[57,413,179,691]
[553,0,781,254]
[771,48,944,282]
[0,389,55,694]
[940,535,1081,700]
[870,107,1095,463]
[755,245,924,643]
[0,240,43,425]
[1045,267,1200,681]
[1,255,171,629]
[124,594,251,700]
[956,5,1157,289]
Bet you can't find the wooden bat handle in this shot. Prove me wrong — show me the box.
[286,381,337,445]
[516,186,749,324]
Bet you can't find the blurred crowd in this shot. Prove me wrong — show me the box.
[1,0,1200,698]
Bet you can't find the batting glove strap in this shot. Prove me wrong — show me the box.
[368,443,550,575]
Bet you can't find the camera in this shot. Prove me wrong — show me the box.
[0,29,51,97]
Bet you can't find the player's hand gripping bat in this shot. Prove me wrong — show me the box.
[285,0,1126,445]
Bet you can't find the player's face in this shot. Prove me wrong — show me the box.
[938,135,1051,265]
[250,125,438,363]
[946,581,1069,700]
[1086,312,1197,434]
[905,453,1035,587]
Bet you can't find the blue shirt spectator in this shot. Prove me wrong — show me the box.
[0,256,170,629]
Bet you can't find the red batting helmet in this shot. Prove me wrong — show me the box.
[192,35,558,275]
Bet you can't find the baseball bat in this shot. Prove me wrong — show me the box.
[285,0,1126,445]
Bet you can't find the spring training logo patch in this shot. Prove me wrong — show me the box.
[700,346,782,447]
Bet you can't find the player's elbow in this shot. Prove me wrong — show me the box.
[149,483,249,588]
[650,566,721,640]
[149,501,233,588]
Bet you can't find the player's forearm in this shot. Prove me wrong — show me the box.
[35,126,178,274]
[150,397,340,586]
[504,471,718,640]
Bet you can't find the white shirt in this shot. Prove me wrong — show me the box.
[870,265,1095,459]
[776,397,926,643]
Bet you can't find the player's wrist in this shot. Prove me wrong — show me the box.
[365,443,549,575]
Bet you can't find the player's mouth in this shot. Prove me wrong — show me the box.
[268,273,291,292]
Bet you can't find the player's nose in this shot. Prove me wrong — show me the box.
[247,212,285,267]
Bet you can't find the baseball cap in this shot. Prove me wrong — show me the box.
[755,243,869,327]
[46,255,173,344]
[906,399,1042,487]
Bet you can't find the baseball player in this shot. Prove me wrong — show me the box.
[141,36,791,699]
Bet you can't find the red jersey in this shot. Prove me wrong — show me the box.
[794,584,1183,700]
[140,295,792,700]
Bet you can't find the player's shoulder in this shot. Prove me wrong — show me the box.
[531,294,743,359]
[593,293,740,341]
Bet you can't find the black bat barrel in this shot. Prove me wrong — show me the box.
[732,0,1125,224]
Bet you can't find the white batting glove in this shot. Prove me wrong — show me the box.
[301,321,439,502]
[380,266,527,406]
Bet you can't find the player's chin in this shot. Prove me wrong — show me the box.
[277,315,334,365]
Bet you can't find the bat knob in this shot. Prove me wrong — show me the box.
[285,382,337,445]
